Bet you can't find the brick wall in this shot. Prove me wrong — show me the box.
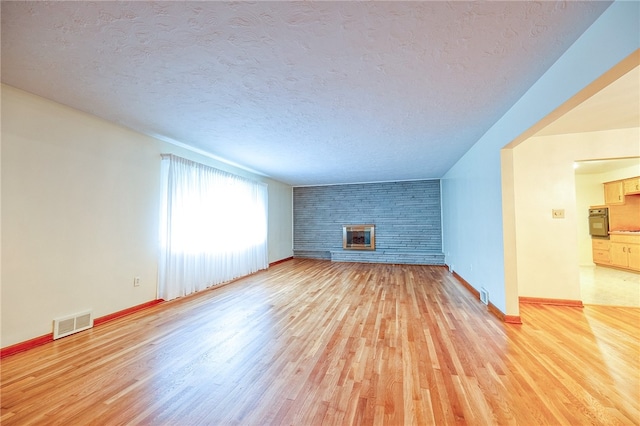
[293,180,444,265]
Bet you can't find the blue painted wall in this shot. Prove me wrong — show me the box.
[293,180,444,264]
[441,0,639,316]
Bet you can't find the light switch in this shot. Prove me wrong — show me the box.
[552,209,565,219]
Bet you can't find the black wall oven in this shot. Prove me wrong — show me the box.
[588,208,609,238]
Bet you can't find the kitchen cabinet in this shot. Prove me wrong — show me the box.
[604,180,624,205]
[591,239,610,265]
[609,234,640,271]
[623,177,640,195]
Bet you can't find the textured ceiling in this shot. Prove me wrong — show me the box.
[536,65,640,137]
[574,157,640,175]
[549,65,640,176]
[1,1,614,186]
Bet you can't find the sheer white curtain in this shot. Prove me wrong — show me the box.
[158,154,268,301]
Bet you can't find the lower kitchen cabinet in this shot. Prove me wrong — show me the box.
[609,234,640,271]
[592,239,610,265]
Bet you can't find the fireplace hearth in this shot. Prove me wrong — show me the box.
[343,225,375,250]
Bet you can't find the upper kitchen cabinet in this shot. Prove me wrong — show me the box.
[604,180,625,205]
[605,176,640,204]
[623,177,640,195]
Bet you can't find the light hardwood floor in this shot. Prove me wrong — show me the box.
[2,259,638,425]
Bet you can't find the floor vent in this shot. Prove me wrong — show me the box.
[53,311,93,340]
[480,288,489,305]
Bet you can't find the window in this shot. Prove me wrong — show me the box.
[158,154,268,300]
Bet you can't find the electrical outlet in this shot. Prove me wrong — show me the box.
[134,277,140,287]
[552,209,565,219]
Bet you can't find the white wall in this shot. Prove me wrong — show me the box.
[442,1,639,316]
[513,129,640,299]
[1,85,293,347]
[576,161,640,265]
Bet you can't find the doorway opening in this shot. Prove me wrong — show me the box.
[575,157,640,307]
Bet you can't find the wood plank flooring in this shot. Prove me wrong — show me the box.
[2,259,638,425]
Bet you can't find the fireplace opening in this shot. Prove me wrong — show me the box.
[343,225,375,250]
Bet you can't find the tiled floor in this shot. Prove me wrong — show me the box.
[580,265,640,307]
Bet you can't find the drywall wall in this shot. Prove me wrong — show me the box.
[513,128,640,299]
[293,180,443,264]
[441,1,639,316]
[1,85,293,348]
